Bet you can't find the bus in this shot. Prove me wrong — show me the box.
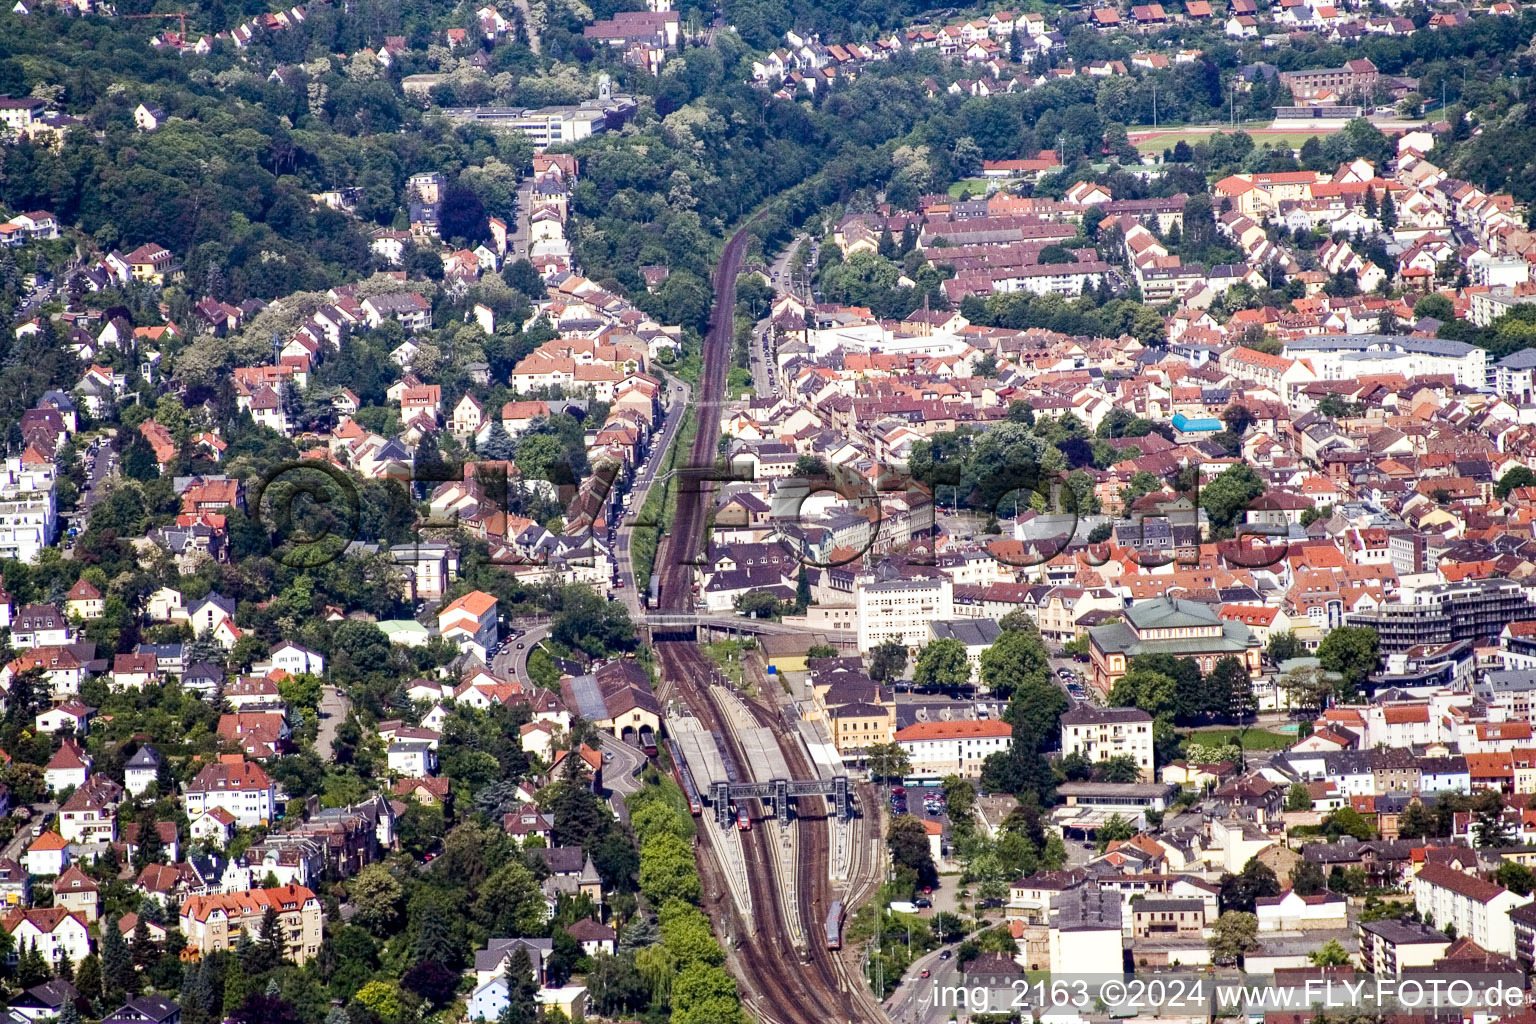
[737,804,752,831]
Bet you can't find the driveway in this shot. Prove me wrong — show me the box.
[315,685,350,761]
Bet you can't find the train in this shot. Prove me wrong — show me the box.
[737,803,752,831]
[824,900,844,950]
[713,731,741,784]
[664,738,704,816]
[638,725,658,757]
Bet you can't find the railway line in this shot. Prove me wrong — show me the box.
[651,218,888,1024]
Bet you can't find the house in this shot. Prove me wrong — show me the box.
[893,720,1013,778]
[51,866,99,922]
[24,833,69,877]
[133,103,166,131]
[1,908,91,967]
[35,700,94,736]
[101,997,182,1024]
[565,917,616,957]
[43,739,90,792]
[267,641,324,677]
[123,746,162,797]
[437,590,498,658]
[1255,889,1347,931]
[10,980,80,1022]
[57,776,121,844]
[1060,707,1156,781]
[179,884,323,964]
[503,803,554,845]
[184,756,277,827]
[64,579,102,620]
[188,808,237,849]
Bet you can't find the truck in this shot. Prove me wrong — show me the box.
[888,901,919,915]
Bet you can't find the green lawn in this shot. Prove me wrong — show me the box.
[1132,129,1332,153]
[948,178,991,198]
[1183,727,1295,750]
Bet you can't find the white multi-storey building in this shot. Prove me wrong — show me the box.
[893,720,1013,778]
[1059,706,1156,781]
[855,575,953,653]
[1284,335,1488,390]
[0,455,56,564]
[184,756,278,827]
[1411,863,1529,957]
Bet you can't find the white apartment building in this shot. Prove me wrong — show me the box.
[1048,885,1123,977]
[1284,335,1488,390]
[893,720,1013,778]
[1059,706,1155,781]
[0,455,57,564]
[855,575,953,653]
[184,756,278,827]
[1411,863,1529,957]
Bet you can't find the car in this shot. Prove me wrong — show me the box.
[915,897,932,908]
[922,886,932,894]
[938,950,952,960]
[892,786,906,795]
[920,970,931,979]
[603,751,613,762]
[516,642,525,649]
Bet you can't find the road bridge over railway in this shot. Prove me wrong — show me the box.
[710,776,853,828]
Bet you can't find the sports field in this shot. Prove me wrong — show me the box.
[1131,127,1334,153]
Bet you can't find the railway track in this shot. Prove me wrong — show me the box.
[653,219,888,1024]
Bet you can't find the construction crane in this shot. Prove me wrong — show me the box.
[122,12,189,37]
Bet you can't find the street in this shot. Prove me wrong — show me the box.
[613,376,692,615]
[63,432,116,559]
[750,232,810,399]
[1,801,58,864]
[492,622,551,688]
[315,684,351,761]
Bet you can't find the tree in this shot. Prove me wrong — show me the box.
[348,864,403,931]
[888,814,938,890]
[638,832,703,905]
[1208,911,1259,965]
[914,638,971,689]
[1413,293,1454,322]
[865,742,911,781]
[1396,800,1436,841]
[867,642,908,683]
[102,915,133,996]
[132,808,164,871]
[1380,189,1397,230]
[1219,858,1281,913]
[498,950,539,1024]
[1474,806,1514,848]
[1095,813,1136,852]
[979,624,1051,699]
[1497,861,1535,895]
[1200,462,1266,534]
[1322,807,1377,841]
[1001,675,1068,748]
[1317,626,1381,693]
[1497,466,1536,500]
[1290,859,1326,896]
[1095,757,1141,784]
[402,961,458,1008]
[806,644,837,660]
[1267,631,1304,663]
[1310,940,1352,967]
[1285,783,1313,812]
[1210,655,1256,721]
